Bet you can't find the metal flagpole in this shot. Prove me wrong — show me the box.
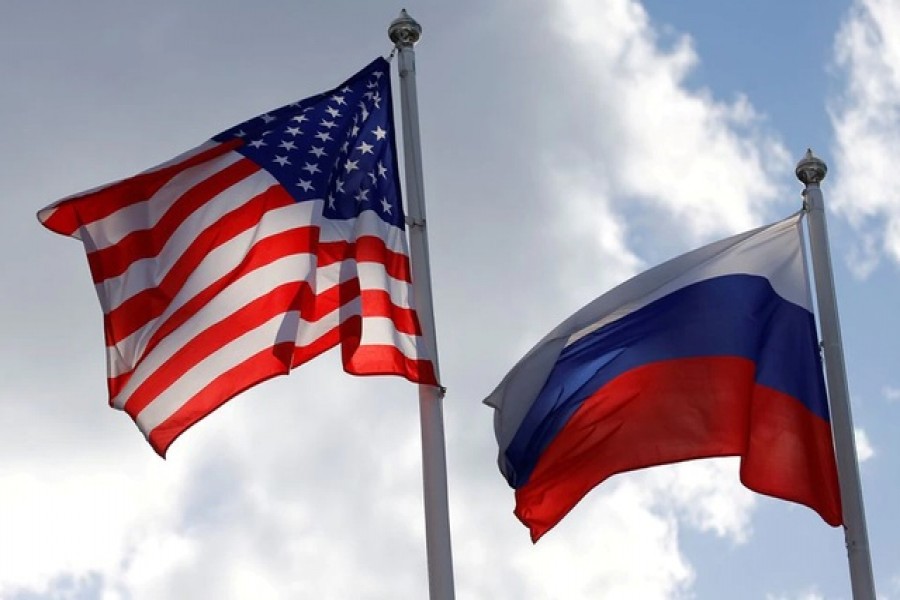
[796,150,876,600]
[388,10,456,600]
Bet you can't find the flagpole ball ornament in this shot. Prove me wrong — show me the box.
[389,9,422,47]
[795,149,827,186]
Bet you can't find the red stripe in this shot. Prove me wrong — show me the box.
[40,140,241,237]
[104,229,404,390]
[148,336,437,457]
[739,382,842,526]
[147,341,296,457]
[359,289,422,335]
[123,281,310,417]
[119,276,423,414]
[103,186,303,349]
[88,157,261,283]
[343,342,438,385]
[318,236,412,283]
[289,317,437,385]
[142,321,435,458]
[106,237,416,398]
[514,357,841,542]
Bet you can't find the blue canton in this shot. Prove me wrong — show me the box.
[213,58,405,229]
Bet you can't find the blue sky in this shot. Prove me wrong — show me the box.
[2,1,899,598]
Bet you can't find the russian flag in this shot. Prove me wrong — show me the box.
[484,213,842,542]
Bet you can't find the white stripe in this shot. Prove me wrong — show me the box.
[357,315,427,359]
[99,197,409,314]
[564,215,809,346]
[108,256,415,384]
[81,152,247,253]
[107,250,415,381]
[288,295,423,360]
[133,303,424,436]
[102,198,412,376]
[37,141,224,241]
[109,246,415,396]
[99,195,316,314]
[134,311,295,435]
[318,209,411,253]
[110,252,314,405]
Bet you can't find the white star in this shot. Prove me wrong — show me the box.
[344,159,359,173]
[234,129,247,137]
[368,172,377,184]
[355,189,369,202]
[351,125,360,137]
[302,162,321,174]
[373,70,383,79]
[359,103,370,121]
[340,141,350,154]
[372,126,387,140]
[326,106,341,118]
[340,86,352,94]
[320,119,337,129]
[327,194,336,208]
[248,139,267,148]
[357,141,374,155]
[372,92,381,109]
[380,198,392,214]
[309,146,327,158]
[292,114,308,124]
[285,126,302,136]
[297,179,314,192]
[273,156,291,167]
[336,179,345,193]
[261,113,277,123]
[377,162,388,178]
[279,140,297,151]
[315,131,333,142]
[331,94,347,105]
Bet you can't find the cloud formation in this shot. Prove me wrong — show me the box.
[830,0,900,276]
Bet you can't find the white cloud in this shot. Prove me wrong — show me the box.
[514,480,695,599]
[640,458,756,543]
[548,0,791,288]
[0,461,187,599]
[855,427,876,462]
[829,0,900,275]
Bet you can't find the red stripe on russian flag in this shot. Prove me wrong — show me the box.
[514,356,841,542]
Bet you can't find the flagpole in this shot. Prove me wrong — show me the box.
[388,10,456,600]
[796,150,876,600]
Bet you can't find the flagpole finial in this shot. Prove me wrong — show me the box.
[796,148,828,186]
[389,9,422,47]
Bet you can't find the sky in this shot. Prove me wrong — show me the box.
[2,1,899,598]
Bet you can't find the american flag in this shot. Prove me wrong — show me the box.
[37,57,437,456]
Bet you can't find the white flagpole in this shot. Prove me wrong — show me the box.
[388,10,456,600]
[796,150,876,599]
